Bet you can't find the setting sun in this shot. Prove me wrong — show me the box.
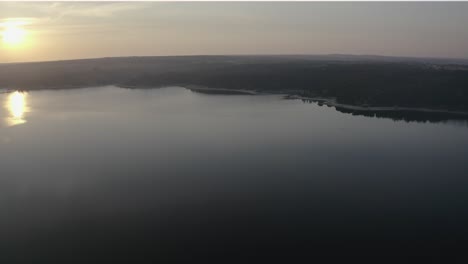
[2,25,26,46]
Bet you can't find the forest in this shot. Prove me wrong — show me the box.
[1,55,468,111]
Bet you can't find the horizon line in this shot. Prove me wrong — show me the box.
[2,53,468,65]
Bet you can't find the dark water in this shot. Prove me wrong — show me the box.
[1,86,468,261]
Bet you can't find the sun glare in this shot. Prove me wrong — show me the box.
[2,26,26,47]
[5,91,29,126]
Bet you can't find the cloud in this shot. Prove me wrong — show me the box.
[0,3,151,36]
[45,3,149,18]
[0,3,150,25]
[0,17,39,28]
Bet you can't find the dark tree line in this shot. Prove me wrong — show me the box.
[1,56,467,111]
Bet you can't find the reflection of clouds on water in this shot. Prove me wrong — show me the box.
[2,91,30,127]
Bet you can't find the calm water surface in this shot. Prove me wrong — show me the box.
[1,86,468,260]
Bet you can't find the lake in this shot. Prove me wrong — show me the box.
[1,86,468,260]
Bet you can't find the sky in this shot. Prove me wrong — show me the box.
[0,2,468,63]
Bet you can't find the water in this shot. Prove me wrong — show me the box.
[1,86,468,260]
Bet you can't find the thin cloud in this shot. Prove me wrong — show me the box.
[0,17,38,28]
[0,3,151,36]
[46,3,150,18]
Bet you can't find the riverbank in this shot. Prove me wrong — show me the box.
[284,94,468,118]
[2,84,468,119]
[185,86,258,95]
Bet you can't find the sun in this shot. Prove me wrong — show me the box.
[2,26,26,46]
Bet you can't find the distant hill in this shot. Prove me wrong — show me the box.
[1,55,468,111]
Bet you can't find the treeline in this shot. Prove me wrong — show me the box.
[0,55,467,111]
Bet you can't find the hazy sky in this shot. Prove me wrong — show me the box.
[1,2,468,62]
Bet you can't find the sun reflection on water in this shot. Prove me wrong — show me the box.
[5,91,29,126]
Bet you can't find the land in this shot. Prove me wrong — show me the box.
[1,55,468,115]
[286,95,468,123]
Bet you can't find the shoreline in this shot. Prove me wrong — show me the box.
[283,94,468,117]
[184,85,259,95]
[2,85,468,117]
